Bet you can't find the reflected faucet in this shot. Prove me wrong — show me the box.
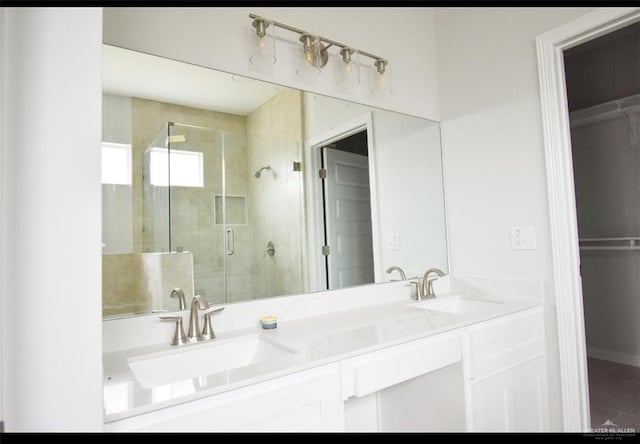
[187,295,210,343]
[170,288,186,310]
[386,266,407,281]
[421,268,446,299]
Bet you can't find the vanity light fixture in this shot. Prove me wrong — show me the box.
[248,14,389,94]
[248,17,276,66]
[296,33,326,77]
[336,47,360,89]
[371,58,392,96]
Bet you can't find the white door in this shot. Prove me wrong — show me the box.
[322,147,375,289]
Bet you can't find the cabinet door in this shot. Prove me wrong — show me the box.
[468,369,516,432]
[106,363,343,432]
[513,356,550,431]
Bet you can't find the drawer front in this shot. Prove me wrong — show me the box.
[341,330,462,400]
[464,307,544,380]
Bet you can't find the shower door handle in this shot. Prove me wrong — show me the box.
[225,228,235,255]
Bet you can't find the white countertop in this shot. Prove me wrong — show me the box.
[103,292,541,423]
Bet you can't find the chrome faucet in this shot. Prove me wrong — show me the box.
[187,294,209,343]
[386,266,407,281]
[421,268,446,299]
[170,288,186,310]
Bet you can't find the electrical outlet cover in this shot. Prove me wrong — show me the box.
[511,226,536,250]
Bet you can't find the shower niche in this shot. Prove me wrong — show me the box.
[142,113,305,307]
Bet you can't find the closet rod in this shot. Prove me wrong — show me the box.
[579,237,640,242]
[580,246,640,251]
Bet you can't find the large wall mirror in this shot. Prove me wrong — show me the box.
[102,44,448,318]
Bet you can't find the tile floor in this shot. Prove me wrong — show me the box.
[588,357,640,430]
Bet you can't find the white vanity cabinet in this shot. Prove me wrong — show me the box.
[105,304,551,432]
[462,306,550,431]
[104,363,344,432]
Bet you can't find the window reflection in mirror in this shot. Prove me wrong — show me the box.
[101,44,447,319]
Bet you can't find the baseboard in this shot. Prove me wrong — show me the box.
[587,346,640,367]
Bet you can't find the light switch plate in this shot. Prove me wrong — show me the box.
[386,232,400,250]
[511,226,536,250]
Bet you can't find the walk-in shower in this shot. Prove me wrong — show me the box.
[141,121,304,307]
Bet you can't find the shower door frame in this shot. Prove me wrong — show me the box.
[536,6,640,432]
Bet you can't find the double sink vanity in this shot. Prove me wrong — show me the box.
[103,275,550,432]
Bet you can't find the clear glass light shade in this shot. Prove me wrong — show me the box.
[296,34,323,77]
[248,20,276,66]
[371,60,392,97]
[336,48,360,89]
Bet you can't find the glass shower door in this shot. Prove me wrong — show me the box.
[167,123,226,305]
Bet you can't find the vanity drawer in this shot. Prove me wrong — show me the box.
[464,307,544,380]
[341,330,462,400]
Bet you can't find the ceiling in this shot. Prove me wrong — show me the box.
[102,45,281,116]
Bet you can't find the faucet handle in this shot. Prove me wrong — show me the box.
[202,306,225,340]
[159,316,188,346]
[203,306,225,315]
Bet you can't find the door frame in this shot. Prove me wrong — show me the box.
[304,112,381,292]
[535,6,640,432]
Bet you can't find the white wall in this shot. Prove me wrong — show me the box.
[433,7,595,431]
[1,8,103,431]
[102,7,440,121]
[0,6,6,429]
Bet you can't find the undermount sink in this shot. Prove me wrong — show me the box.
[128,334,297,389]
[409,294,503,314]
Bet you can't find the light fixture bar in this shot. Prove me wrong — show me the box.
[249,14,387,67]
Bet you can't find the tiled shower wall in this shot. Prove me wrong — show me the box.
[244,89,305,301]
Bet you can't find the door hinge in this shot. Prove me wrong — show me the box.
[318,168,327,180]
[322,245,330,256]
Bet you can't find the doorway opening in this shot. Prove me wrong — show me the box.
[564,22,640,431]
[319,130,375,290]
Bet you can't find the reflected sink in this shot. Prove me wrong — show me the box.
[128,334,297,389]
[409,294,503,314]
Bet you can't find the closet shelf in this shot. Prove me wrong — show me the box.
[570,93,640,128]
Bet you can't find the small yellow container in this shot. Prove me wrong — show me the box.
[260,315,278,329]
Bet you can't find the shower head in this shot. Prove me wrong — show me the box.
[254,165,272,178]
